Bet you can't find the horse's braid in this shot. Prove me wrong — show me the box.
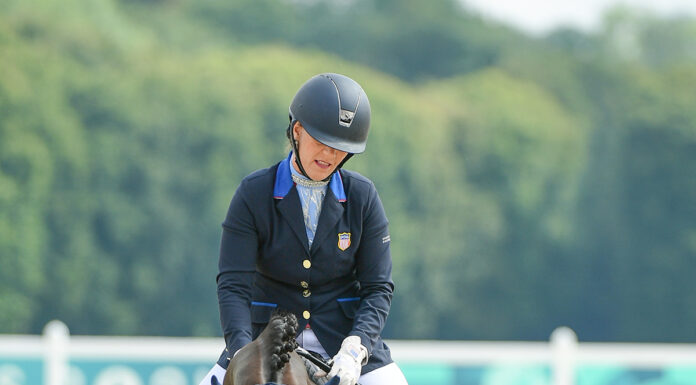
[284,341,296,351]
[268,310,299,379]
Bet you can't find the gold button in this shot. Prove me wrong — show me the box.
[303,310,310,319]
[300,281,309,288]
[303,289,311,297]
[303,260,311,269]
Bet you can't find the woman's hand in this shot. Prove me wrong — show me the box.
[327,336,367,385]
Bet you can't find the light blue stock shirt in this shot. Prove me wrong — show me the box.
[289,158,328,248]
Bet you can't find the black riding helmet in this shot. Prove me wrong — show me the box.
[287,73,371,180]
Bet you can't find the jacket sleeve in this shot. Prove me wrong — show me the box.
[217,181,258,354]
[349,182,394,355]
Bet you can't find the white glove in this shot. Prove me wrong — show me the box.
[327,336,368,385]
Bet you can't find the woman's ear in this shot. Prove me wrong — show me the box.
[292,121,302,141]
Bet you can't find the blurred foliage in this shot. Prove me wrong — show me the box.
[0,0,695,343]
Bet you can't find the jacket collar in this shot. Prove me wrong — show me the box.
[273,152,346,201]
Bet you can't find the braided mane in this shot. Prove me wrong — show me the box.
[265,310,299,383]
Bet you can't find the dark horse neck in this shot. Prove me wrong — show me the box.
[262,311,299,382]
[223,311,311,385]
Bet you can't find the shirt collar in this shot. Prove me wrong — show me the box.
[274,152,346,201]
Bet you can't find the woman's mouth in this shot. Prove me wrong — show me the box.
[315,160,331,169]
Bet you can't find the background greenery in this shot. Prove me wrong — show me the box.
[1,0,695,342]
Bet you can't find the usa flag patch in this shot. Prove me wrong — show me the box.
[338,232,351,251]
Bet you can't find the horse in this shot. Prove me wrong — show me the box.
[212,310,337,385]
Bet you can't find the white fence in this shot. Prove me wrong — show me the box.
[1,321,696,385]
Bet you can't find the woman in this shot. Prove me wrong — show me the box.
[199,73,408,385]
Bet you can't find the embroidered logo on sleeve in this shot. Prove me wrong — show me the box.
[338,232,351,251]
[382,235,391,243]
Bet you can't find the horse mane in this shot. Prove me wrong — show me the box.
[264,310,299,383]
[222,310,305,385]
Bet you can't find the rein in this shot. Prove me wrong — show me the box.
[295,346,362,385]
[295,346,333,373]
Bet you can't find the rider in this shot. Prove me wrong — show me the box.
[198,73,408,385]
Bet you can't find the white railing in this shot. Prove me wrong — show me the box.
[1,321,696,385]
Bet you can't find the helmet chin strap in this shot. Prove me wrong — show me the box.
[286,121,353,182]
[336,153,354,170]
[287,121,313,180]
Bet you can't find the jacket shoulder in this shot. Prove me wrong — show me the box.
[340,168,377,198]
[237,163,278,196]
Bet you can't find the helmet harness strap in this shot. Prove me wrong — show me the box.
[287,120,312,180]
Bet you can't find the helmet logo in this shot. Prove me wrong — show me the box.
[339,109,355,127]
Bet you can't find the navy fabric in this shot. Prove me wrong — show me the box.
[215,157,395,375]
[274,152,346,201]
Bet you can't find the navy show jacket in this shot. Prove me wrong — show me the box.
[215,153,395,374]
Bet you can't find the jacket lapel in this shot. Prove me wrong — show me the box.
[311,188,345,255]
[276,186,311,255]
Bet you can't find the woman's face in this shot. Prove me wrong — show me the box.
[292,122,348,181]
